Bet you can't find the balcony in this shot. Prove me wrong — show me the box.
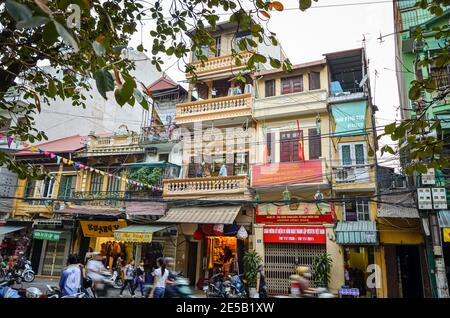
[163,175,249,198]
[187,51,252,79]
[76,132,144,157]
[72,191,126,208]
[332,165,376,192]
[176,93,252,125]
[254,89,328,120]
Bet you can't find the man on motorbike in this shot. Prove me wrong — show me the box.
[86,252,107,290]
[59,254,82,297]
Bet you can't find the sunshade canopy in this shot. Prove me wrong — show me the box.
[157,206,241,224]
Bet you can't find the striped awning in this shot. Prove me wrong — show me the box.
[335,221,378,245]
[438,210,450,228]
[157,206,241,224]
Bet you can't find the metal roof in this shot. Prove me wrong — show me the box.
[335,221,378,245]
[157,206,241,224]
[0,226,24,236]
[438,210,450,228]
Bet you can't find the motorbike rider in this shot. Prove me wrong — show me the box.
[86,252,107,290]
[295,266,319,297]
[163,257,177,298]
[59,254,82,297]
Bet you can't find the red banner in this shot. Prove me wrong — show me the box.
[263,225,326,244]
[256,214,333,224]
[252,160,323,187]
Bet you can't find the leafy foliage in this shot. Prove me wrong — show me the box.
[312,252,332,288]
[243,250,263,288]
[128,167,163,186]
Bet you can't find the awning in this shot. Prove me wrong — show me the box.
[157,206,241,224]
[125,202,166,216]
[113,225,168,243]
[377,192,419,218]
[56,206,122,217]
[436,114,450,130]
[0,226,24,236]
[335,221,378,245]
[438,210,450,228]
[33,229,62,241]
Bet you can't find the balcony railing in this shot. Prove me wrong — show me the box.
[176,93,252,124]
[163,175,248,197]
[187,51,252,77]
[72,191,126,207]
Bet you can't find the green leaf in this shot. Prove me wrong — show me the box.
[54,21,79,52]
[133,88,143,103]
[92,41,106,56]
[5,0,32,22]
[42,21,58,45]
[94,69,115,100]
[16,16,49,29]
[140,98,149,111]
[114,80,136,106]
[137,44,144,52]
[299,0,312,11]
[48,80,56,98]
[269,57,281,69]
[408,85,421,100]
[384,122,396,134]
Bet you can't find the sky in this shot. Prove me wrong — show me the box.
[131,0,401,168]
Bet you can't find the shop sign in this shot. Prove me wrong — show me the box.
[33,230,60,241]
[114,232,153,243]
[80,220,127,237]
[331,101,367,136]
[252,160,323,187]
[256,214,333,224]
[444,228,450,243]
[263,225,326,244]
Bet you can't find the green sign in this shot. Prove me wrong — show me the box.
[332,101,367,136]
[33,230,61,241]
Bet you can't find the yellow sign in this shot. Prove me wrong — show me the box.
[80,220,127,237]
[114,232,153,243]
[444,228,450,243]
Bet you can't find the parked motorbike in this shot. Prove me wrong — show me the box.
[203,271,227,298]
[227,273,247,298]
[164,272,195,298]
[92,270,116,297]
[7,255,35,283]
[46,285,86,298]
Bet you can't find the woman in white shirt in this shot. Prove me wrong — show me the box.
[150,257,169,298]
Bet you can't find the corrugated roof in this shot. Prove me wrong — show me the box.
[56,206,121,216]
[377,192,419,218]
[125,202,166,216]
[438,210,450,228]
[256,59,326,77]
[157,206,241,224]
[335,221,378,245]
[15,135,85,156]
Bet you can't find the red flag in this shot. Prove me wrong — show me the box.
[296,120,305,161]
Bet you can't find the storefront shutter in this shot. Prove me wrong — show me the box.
[308,128,321,159]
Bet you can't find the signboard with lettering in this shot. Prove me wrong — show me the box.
[256,214,333,224]
[444,228,450,243]
[256,203,333,224]
[263,225,326,244]
[33,230,61,241]
[252,160,323,187]
[80,220,127,237]
[331,101,367,136]
[114,232,153,243]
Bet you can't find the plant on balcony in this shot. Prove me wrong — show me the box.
[312,252,333,288]
[128,167,163,189]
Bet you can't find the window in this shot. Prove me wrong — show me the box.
[58,175,76,199]
[280,130,303,162]
[89,173,104,193]
[265,132,275,163]
[107,174,121,192]
[430,67,449,90]
[40,176,55,198]
[234,153,248,176]
[309,72,321,90]
[344,199,370,221]
[339,142,367,166]
[281,76,303,95]
[265,79,275,97]
[234,30,252,53]
[24,180,35,198]
[0,118,11,132]
[308,129,321,159]
[214,36,221,57]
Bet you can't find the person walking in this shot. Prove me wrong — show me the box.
[59,254,82,297]
[131,260,145,297]
[120,259,136,298]
[150,257,168,298]
[256,264,268,298]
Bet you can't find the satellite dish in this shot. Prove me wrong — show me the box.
[359,74,368,88]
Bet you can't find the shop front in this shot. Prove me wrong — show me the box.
[335,220,378,298]
[0,223,32,261]
[156,205,251,287]
[113,225,177,271]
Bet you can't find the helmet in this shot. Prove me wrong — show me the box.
[295,266,310,276]
[26,287,43,298]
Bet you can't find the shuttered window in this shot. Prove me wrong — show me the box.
[308,129,321,159]
[309,72,321,90]
[58,175,76,199]
[265,79,275,97]
[280,130,302,162]
[24,181,35,198]
[281,76,303,94]
[89,173,104,193]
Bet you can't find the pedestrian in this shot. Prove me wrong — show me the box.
[256,264,267,298]
[59,254,82,297]
[120,259,136,298]
[131,260,145,297]
[164,257,177,298]
[86,252,107,290]
[150,257,168,298]
[144,266,156,298]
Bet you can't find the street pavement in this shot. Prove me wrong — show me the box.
[16,276,206,298]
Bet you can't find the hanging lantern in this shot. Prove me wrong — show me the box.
[236,226,248,240]
[193,229,204,240]
[213,224,224,236]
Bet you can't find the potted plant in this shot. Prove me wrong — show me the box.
[312,252,333,288]
[243,250,263,298]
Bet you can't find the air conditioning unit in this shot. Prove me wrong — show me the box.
[336,168,353,183]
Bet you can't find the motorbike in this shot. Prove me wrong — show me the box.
[91,270,116,297]
[7,255,35,283]
[164,272,195,298]
[227,273,247,298]
[203,271,227,298]
[46,285,86,298]
[106,266,123,288]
